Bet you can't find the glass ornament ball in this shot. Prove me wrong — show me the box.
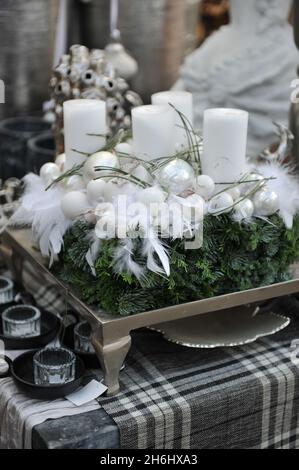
[40,162,61,186]
[61,191,90,220]
[253,189,279,216]
[158,159,195,194]
[83,152,120,182]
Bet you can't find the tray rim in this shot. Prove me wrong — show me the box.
[2,228,299,335]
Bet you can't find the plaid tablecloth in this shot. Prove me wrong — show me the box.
[6,263,299,448]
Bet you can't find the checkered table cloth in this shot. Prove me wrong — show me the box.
[12,263,299,448]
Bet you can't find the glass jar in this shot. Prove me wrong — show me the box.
[2,304,41,338]
[33,347,76,385]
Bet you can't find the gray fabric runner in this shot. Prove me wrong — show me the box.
[100,319,299,449]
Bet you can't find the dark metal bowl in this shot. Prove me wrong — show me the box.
[11,350,85,400]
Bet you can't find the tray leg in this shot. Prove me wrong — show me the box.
[91,331,131,396]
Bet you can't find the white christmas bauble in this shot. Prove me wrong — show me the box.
[183,194,205,224]
[83,151,120,182]
[86,179,107,202]
[195,175,215,200]
[158,159,195,194]
[227,186,241,201]
[105,43,138,80]
[137,187,166,207]
[61,191,90,220]
[253,189,279,216]
[40,162,61,186]
[63,175,85,192]
[209,192,234,215]
[55,153,66,172]
[132,165,153,185]
[242,173,264,194]
[115,142,132,156]
[103,181,121,202]
[233,198,254,222]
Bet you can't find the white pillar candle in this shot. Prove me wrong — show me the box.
[132,105,176,161]
[151,91,193,150]
[202,108,249,183]
[63,99,107,169]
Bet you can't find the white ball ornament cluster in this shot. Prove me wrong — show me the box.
[209,192,234,215]
[61,191,90,220]
[233,198,254,222]
[226,186,241,201]
[63,175,85,191]
[183,194,205,224]
[137,187,166,206]
[253,189,279,216]
[40,162,61,186]
[86,179,107,202]
[131,165,153,185]
[242,173,264,194]
[158,159,195,194]
[115,142,132,156]
[137,187,167,218]
[83,151,120,182]
[195,175,215,200]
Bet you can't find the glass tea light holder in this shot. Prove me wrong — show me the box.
[2,305,41,338]
[74,321,95,354]
[0,276,14,305]
[34,347,76,385]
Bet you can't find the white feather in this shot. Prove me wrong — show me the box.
[9,173,72,264]
[113,238,145,280]
[142,229,170,277]
[86,234,102,276]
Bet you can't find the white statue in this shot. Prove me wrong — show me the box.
[174,0,298,157]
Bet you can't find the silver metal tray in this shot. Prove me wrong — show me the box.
[1,229,298,395]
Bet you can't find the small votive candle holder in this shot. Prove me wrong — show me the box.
[2,305,41,338]
[0,276,14,305]
[74,321,95,354]
[34,347,76,385]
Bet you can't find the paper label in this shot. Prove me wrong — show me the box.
[65,379,107,406]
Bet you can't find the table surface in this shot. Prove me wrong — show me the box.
[33,408,120,449]
[32,304,299,449]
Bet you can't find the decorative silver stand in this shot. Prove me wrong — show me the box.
[151,306,290,348]
[1,229,298,395]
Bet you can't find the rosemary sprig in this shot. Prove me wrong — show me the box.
[116,151,155,169]
[46,130,129,190]
[46,163,84,190]
[169,104,201,172]
[94,165,151,188]
[210,178,269,216]
[213,175,276,199]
